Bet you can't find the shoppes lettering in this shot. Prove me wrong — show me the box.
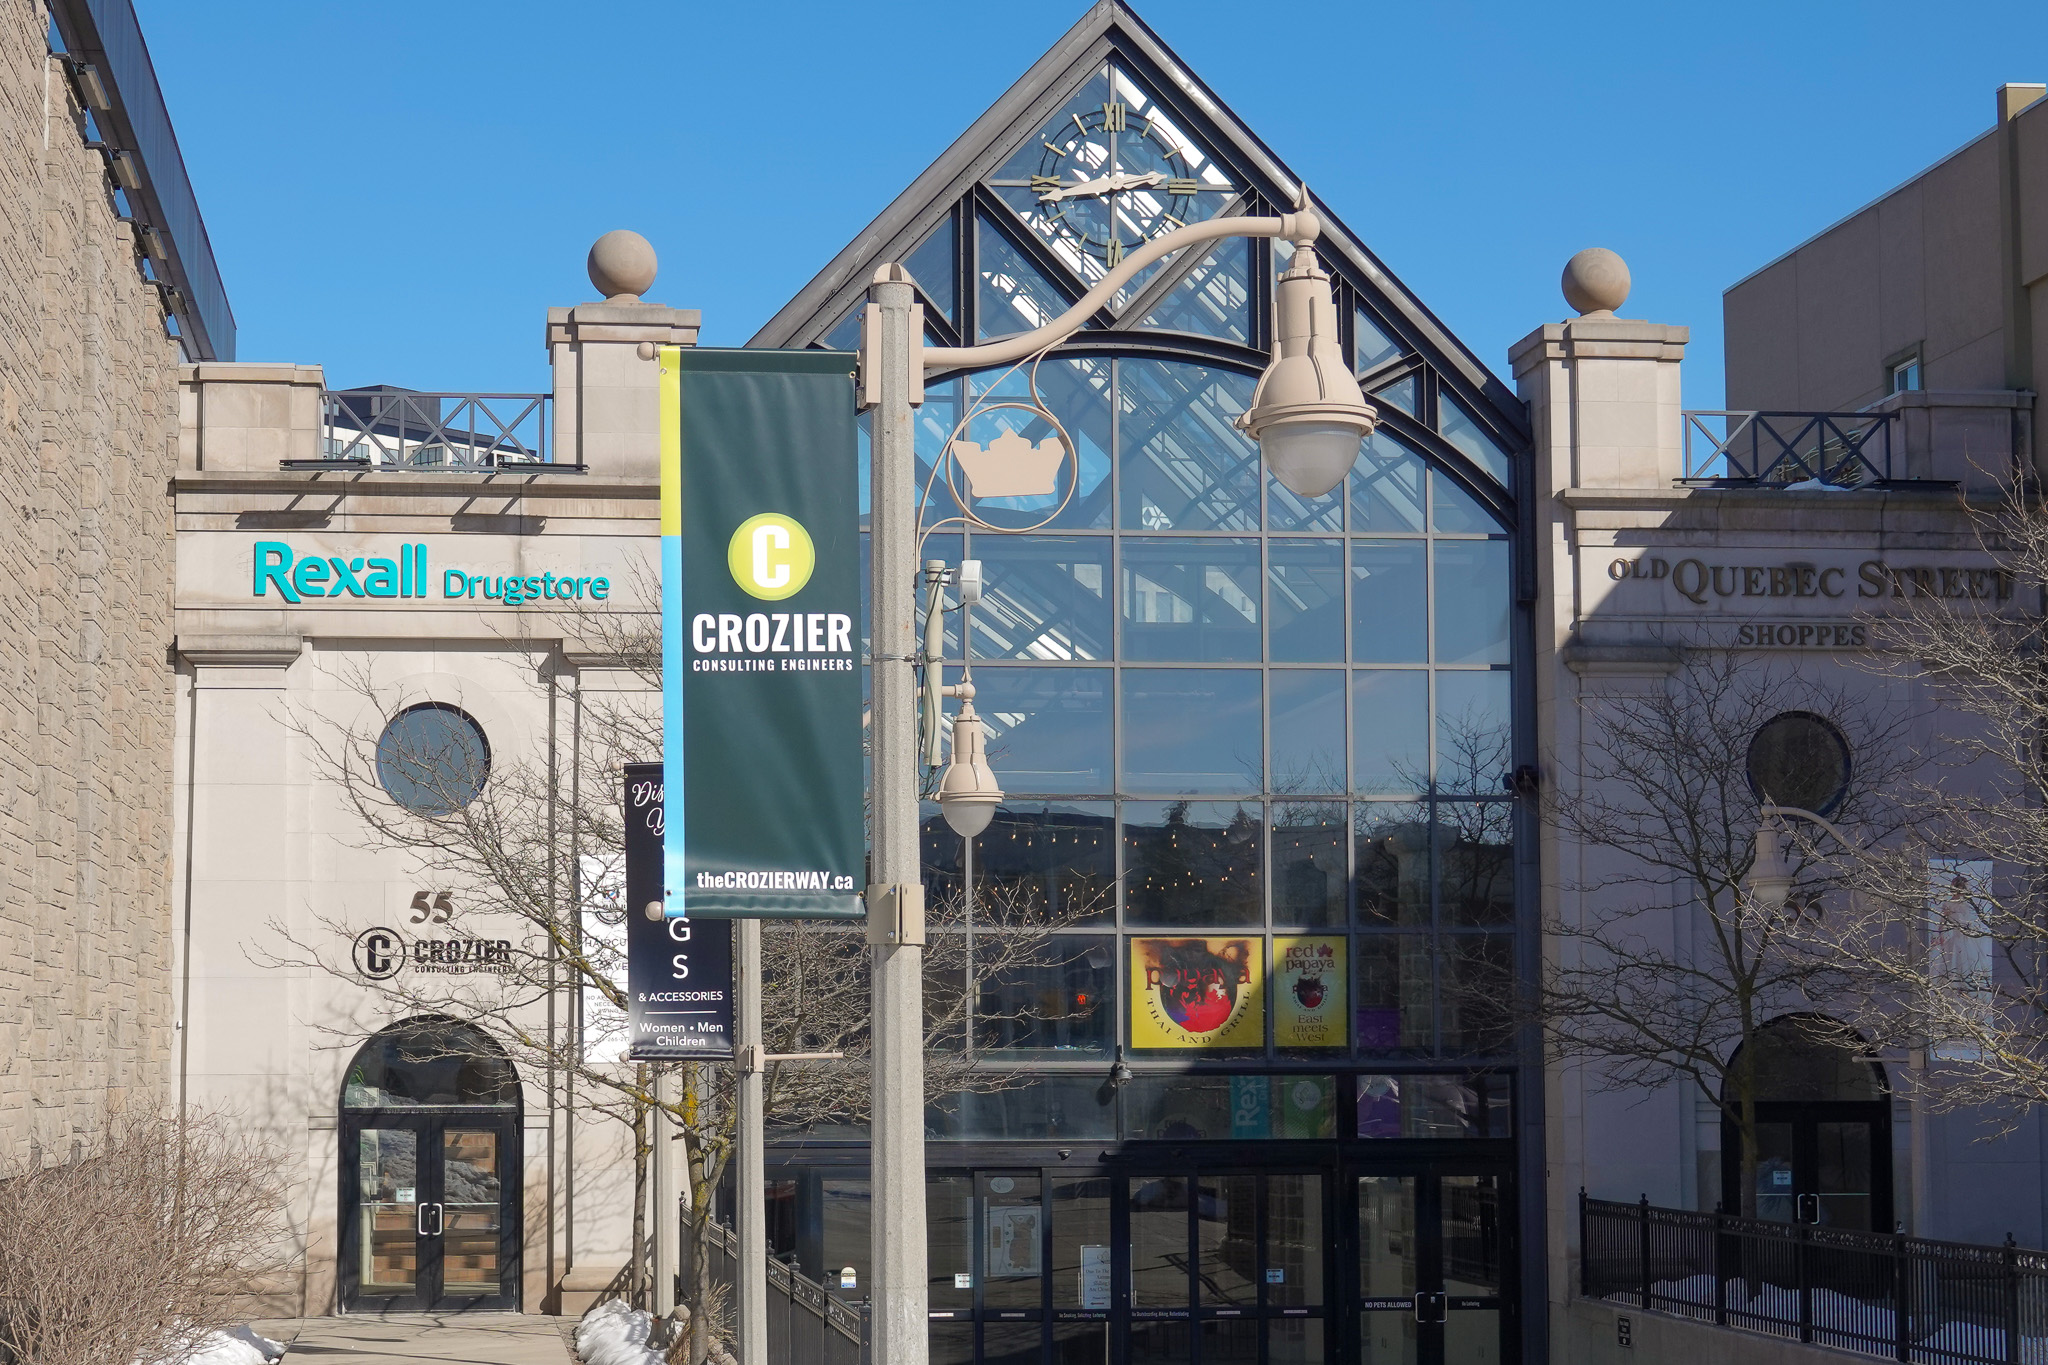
[251,541,610,606]
[1608,556,2014,605]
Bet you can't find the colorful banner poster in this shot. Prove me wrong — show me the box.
[657,349,864,919]
[1273,936,1347,1048]
[623,762,734,1059]
[1129,937,1263,1049]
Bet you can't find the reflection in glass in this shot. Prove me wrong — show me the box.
[1440,394,1512,487]
[977,802,1114,923]
[973,667,1113,794]
[357,1128,418,1293]
[1431,468,1498,534]
[1357,1073,1512,1139]
[971,536,1112,660]
[1351,429,1426,532]
[905,217,956,326]
[1372,373,1418,418]
[922,805,964,906]
[1442,1174,1504,1294]
[927,1175,974,1314]
[1131,1323,1193,1365]
[343,1020,518,1108]
[1054,1322,1113,1364]
[1051,1175,1113,1309]
[983,1172,1044,1310]
[1268,541,1344,663]
[1351,541,1427,664]
[1356,935,1432,1051]
[1351,671,1428,796]
[440,1129,501,1295]
[1354,803,1428,926]
[1438,803,1513,926]
[1119,359,1259,532]
[1273,800,1346,927]
[930,1322,976,1365]
[965,360,1112,530]
[1269,1317,1326,1365]
[1266,1173,1324,1307]
[1357,1175,1420,1365]
[1139,239,1252,342]
[977,936,1113,1054]
[1435,670,1512,795]
[1123,800,1262,926]
[1270,669,1345,794]
[822,1179,871,1302]
[979,214,1079,342]
[931,1077,1116,1141]
[1440,934,1514,1055]
[1433,540,1510,665]
[1121,538,1261,661]
[984,1322,1043,1365]
[1202,1319,1260,1365]
[1198,1173,1257,1304]
[1123,670,1261,794]
[1130,1176,1192,1307]
[1355,305,1404,375]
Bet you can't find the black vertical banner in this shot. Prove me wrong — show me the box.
[624,762,733,1059]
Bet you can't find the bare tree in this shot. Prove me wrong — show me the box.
[0,1108,293,1365]
[1539,648,1915,1215]
[262,607,1090,1362]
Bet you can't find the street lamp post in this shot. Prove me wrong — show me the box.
[1745,803,1855,913]
[857,195,1371,1365]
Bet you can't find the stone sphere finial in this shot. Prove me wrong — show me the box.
[1561,247,1630,317]
[588,230,657,302]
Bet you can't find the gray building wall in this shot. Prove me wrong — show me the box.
[0,5,185,1164]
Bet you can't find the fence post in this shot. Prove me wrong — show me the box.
[2007,1233,2021,1365]
[1798,1222,1813,1345]
[1639,1194,1652,1310]
[1894,1231,1910,1363]
[1578,1188,1589,1297]
[1713,1204,1727,1327]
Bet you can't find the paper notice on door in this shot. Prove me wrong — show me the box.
[395,1187,416,1204]
[1080,1244,1110,1308]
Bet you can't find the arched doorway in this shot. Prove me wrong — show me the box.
[338,1017,523,1311]
[1722,1015,1891,1231]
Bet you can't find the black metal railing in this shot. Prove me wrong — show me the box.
[707,1220,869,1365]
[294,389,568,471]
[1683,410,1900,486]
[1582,1192,2048,1362]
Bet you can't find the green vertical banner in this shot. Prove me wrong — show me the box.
[658,348,864,920]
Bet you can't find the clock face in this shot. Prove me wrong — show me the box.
[999,99,1233,267]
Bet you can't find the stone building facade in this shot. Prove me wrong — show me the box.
[0,1,223,1165]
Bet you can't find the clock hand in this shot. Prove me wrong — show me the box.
[1036,169,1170,204]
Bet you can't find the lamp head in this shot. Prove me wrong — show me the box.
[1239,215,1376,498]
[1745,819,1796,914]
[937,691,1003,837]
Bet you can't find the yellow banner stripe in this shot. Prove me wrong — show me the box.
[658,344,682,537]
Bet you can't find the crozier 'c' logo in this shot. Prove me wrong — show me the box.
[353,927,404,981]
[727,513,815,601]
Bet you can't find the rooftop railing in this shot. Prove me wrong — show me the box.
[293,389,573,472]
[1683,410,1901,487]
[1582,1192,2048,1362]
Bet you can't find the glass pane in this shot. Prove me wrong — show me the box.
[1051,1175,1114,1309]
[1352,671,1429,796]
[1119,359,1260,532]
[1442,1174,1504,1295]
[1357,1175,1418,1365]
[1130,1322,1192,1365]
[1372,374,1418,418]
[1123,801,1263,927]
[1201,1319,1260,1364]
[989,66,1115,270]
[977,801,1115,923]
[1138,239,1252,342]
[924,804,966,906]
[344,1021,518,1108]
[1198,1173,1258,1304]
[973,667,1112,794]
[1754,1121,1796,1221]
[977,936,1114,1054]
[821,305,860,352]
[375,704,490,816]
[964,359,1113,530]
[1355,305,1404,375]
[1443,1309,1501,1363]
[929,1174,975,1313]
[822,1178,871,1302]
[984,1323,1044,1365]
[1366,1074,1512,1139]
[935,1078,1116,1141]
[1054,1320,1112,1364]
[1272,799,1346,926]
[1440,934,1514,1055]
[1267,1173,1324,1307]
[905,217,956,325]
[1435,671,1512,796]
[1124,1074,1233,1136]
[1129,1175,1191,1307]
[1351,541,1427,663]
[1431,469,1499,534]
[1269,1317,1326,1365]
[1121,538,1262,662]
[1269,541,1345,663]
[357,1128,418,1293]
[930,1322,976,1365]
[439,1129,501,1295]
[1356,935,1432,1052]
[983,1173,1044,1309]
[1433,540,1510,665]
[1816,1122,1874,1230]
[1351,430,1426,533]
[1272,671,1345,794]
[1122,670,1262,794]
[1438,802,1513,926]
[979,214,1079,342]
[1440,394,1512,487]
[1355,802,1428,926]
[972,536,1113,660]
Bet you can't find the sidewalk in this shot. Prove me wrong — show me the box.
[253,1315,577,1365]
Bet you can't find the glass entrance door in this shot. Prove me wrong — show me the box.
[1724,1102,1891,1231]
[1354,1171,1510,1364]
[342,1113,520,1310]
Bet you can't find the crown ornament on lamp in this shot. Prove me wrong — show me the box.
[949,428,1065,500]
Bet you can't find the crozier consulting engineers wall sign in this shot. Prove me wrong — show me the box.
[251,541,611,605]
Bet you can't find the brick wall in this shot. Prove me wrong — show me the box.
[0,4,181,1166]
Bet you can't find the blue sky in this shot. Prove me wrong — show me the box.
[140,1,2048,410]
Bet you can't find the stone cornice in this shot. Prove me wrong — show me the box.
[175,633,303,667]
[171,471,658,499]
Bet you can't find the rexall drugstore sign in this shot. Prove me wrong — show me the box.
[248,541,613,605]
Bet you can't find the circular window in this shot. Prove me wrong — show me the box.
[376,703,490,815]
[1746,711,1851,817]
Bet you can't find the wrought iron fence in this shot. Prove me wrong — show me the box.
[301,389,563,471]
[1683,410,1899,486]
[1582,1192,2048,1362]
[706,1219,870,1365]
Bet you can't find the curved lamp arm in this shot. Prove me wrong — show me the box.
[1759,804,1854,847]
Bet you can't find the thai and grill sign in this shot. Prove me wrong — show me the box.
[1130,937,1265,1049]
[624,762,734,1059]
[657,348,864,920]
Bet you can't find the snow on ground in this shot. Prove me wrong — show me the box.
[575,1299,665,1365]
[1646,1277,2048,1363]
[142,1326,284,1365]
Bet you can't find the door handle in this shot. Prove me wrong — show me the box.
[1412,1291,1446,1323]
[417,1202,443,1237]
[1796,1193,1819,1224]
